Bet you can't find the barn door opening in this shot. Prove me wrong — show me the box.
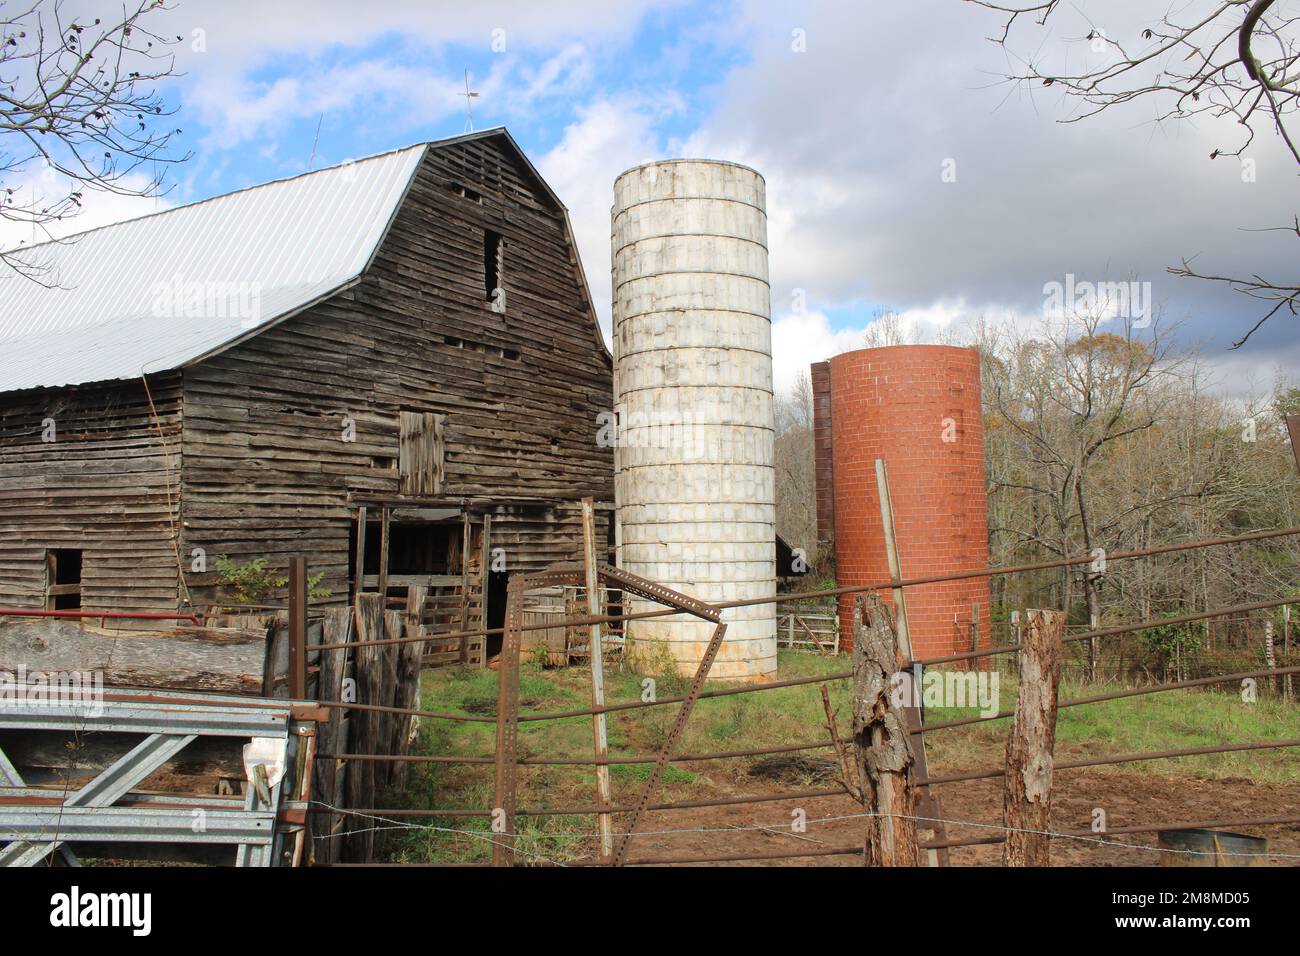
[485,570,510,660]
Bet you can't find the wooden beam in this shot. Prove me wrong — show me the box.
[479,513,492,668]
[352,506,367,604]
[376,505,391,601]
[460,511,472,663]
[288,555,308,700]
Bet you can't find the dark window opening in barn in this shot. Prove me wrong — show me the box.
[484,230,504,311]
[46,548,82,610]
[450,182,482,203]
[349,518,460,594]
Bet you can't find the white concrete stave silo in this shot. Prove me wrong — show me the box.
[612,159,777,681]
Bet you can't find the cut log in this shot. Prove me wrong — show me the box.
[0,617,267,693]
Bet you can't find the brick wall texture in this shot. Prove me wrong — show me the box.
[826,345,990,657]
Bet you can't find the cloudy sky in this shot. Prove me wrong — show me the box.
[3,0,1295,396]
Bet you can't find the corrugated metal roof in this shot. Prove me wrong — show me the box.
[0,142,429,392]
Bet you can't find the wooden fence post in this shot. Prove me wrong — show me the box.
[343,593,383,863]
[1003,608,1063,867]
[287,555,307,700]
[851,592,919,867]
[312,606,352,865]
[376,609,403,791]
[390,586,428,789]
[580,497,614,860]
[491,578,524,867]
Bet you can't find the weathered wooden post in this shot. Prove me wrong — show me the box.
[287,555,307,700]
[389,586,428,789]
[343,592,384,863]
[580,497,614,860]
[1002,608,1063,866]
[851,592,919,866]
[312,606,352,865]
[491,577,525,867]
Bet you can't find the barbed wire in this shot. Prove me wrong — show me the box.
[312,801,1300,863]
[312,800,573,867]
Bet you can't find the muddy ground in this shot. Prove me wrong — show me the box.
[618,764,1300,867]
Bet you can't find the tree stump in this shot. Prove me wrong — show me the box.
[852,593,919,866]
[1002,608,1063,866]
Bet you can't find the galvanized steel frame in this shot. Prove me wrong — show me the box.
[0,687,320,867]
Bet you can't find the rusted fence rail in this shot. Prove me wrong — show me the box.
[303,527,1300,867]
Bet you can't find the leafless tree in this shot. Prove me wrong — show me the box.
[0,0,188,272]
[775,370,820,565]
[967,0,1299,346]
[985,311,1188,652]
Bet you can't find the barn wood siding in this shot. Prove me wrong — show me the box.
[179,137,614,605]
[0,375,183,611]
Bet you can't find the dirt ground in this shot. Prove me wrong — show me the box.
[620,765,1300,867]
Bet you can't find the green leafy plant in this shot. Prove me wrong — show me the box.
[1135,614,1201,680]
[214,555,330,604]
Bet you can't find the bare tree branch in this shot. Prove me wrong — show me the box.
[966,0,1299,346]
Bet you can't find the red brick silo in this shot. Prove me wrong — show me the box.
[816,345,990,659]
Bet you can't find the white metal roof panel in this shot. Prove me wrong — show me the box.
[0,143,428,392]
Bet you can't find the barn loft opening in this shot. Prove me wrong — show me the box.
[484,230,504,308]
[449,182,482,203]
[45,548,82,610]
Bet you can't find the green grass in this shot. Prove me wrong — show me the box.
[374,651,1300,863]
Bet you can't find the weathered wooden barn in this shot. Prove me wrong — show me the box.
[0,128,614,653]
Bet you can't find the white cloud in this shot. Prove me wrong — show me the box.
[675,0,1299,374]
[535,95,684,344]
[770,310,864,394]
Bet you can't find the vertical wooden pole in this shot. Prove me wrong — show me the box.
[1284,606,1293,704]
[287,555,307,700]
[376,609,403,791]
[312,606,351,865]
[1089,608,1100,684]
[1003,608,1063,867]
[392,586,429,787]
[492,578,524,867]
[851,592,919,867]
[479,513,492,667]
[875,458,947,865]
[460,511,472,663]
[352,506,367,604]
[376,505,391,605]
[1010,610,1021,677]
[344,593,383,863]
[581,497,614,859]
[874,459,912,651]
